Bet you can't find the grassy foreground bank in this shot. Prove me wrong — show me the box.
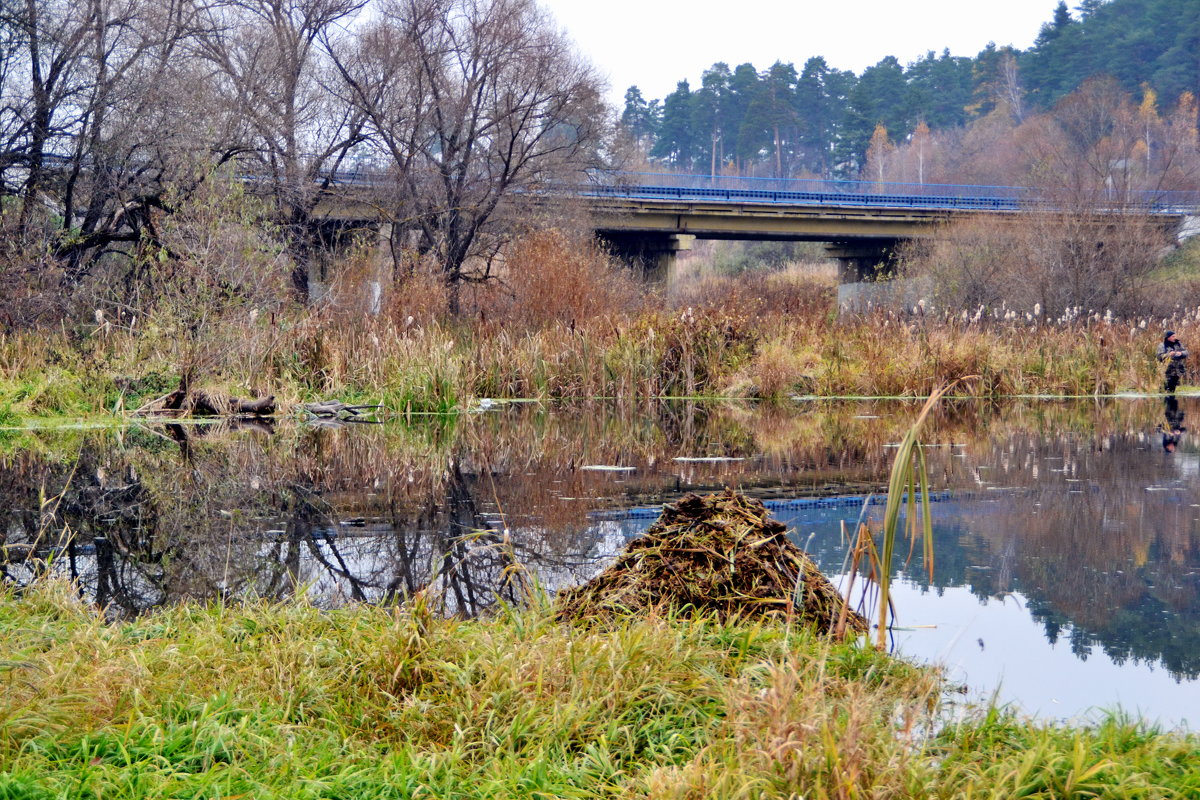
[2,581,1198,799]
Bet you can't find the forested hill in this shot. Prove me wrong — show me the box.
[619,0,1200,179]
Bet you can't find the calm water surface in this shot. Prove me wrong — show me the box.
[2,398,1198,728]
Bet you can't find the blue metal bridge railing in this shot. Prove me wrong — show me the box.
[580,171,1200,214]
[38,145,1199,216]
[311,163,1200,215]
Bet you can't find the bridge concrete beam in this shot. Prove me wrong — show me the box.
[588,200,957,241]
[597,231,695,281]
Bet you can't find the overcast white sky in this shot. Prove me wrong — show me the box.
[541,0,1064,107]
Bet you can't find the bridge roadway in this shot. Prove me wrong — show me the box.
[583,172,1200,281]
[316,168,1199,283]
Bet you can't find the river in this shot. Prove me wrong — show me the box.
[2,396,1197,728]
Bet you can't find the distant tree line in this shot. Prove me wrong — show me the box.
[619,0,1200,180]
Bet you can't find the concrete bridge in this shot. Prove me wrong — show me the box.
[315,169,1200,292]
[585,172,1200,282]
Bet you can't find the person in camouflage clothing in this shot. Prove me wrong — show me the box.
[1157,330,1189,394]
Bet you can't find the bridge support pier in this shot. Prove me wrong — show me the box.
[825,239,903,283]
[597,232,695,281]
[303,220,394,311]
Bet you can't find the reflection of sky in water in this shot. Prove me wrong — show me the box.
[887,583,1195,730]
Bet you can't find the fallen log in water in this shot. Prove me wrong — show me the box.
[300,400,383,419]
[556,488,867,637]
[134,379,275,418]
[188,392,276,417]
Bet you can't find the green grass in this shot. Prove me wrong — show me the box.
[933,707,1200,799]
[1147,237,1200,284]
[1,580,1198,798]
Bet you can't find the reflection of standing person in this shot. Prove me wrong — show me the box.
[1157,331,1189,394]
[1161,396,1186,453]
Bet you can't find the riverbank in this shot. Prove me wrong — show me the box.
[0,289,1187,421]
[1,579,1197,799]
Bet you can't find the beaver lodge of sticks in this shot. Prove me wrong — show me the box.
[557,489,867,638]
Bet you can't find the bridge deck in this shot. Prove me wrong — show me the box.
[582,172,1200,215]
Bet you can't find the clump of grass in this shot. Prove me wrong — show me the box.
[930,707,1200,798]
[870,383,956,648]
[740,335,813,399]
[0,578,928,798]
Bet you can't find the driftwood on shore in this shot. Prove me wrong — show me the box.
[134,378,275,418]
[300,400,383,420]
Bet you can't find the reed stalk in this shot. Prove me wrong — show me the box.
[874,381,963,649]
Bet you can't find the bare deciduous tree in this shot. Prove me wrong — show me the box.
[196,0,368,299]
[332,0,607,312]
[863,122,894,184]
[0,0,609,323]
[0,0,93,232]
[0,0,229,311]
[56,0,227,283]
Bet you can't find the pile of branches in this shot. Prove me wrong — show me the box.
[557,489,866,637]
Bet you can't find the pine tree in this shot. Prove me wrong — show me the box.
[621,86,659,145]
[1036,1,1074,45]
[728,63,763,172]
[692,63,732,175]
[758,61,800,177]
[797,57,854,176]
[906,50,973,130]
[841,56,907,173]
[651,81,697,168]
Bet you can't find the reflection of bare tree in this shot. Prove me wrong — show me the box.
[350,460,532,616]
[0,420,553,615]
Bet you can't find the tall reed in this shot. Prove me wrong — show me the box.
[873,382,959,649]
